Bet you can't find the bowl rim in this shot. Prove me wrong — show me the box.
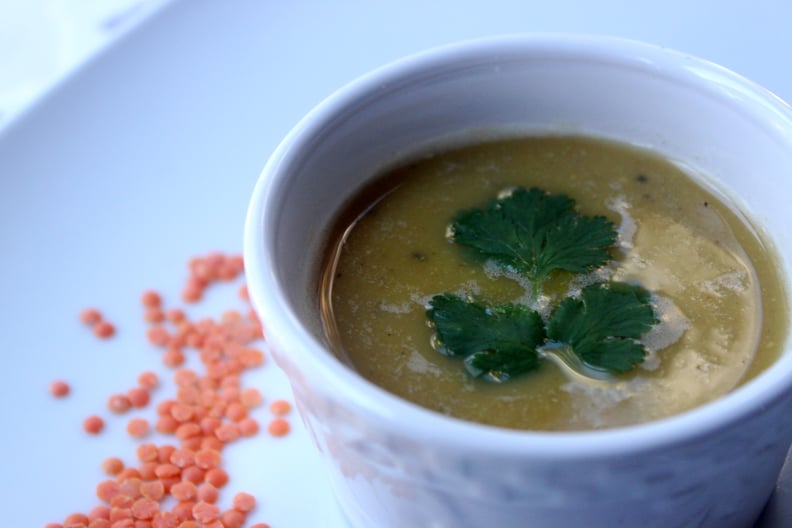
[244,33,792,459]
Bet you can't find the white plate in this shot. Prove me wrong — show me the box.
[2,1,791,526]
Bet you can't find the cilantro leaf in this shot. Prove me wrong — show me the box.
[427,294,545,381]
[546,282,657,373]
[449,187,617,286]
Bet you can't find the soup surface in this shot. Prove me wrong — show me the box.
[320,136,788,431]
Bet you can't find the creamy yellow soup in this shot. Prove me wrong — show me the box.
[319,136,788,431]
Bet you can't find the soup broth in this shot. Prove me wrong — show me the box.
[319,136,788,431]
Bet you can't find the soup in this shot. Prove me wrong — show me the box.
[319,135,788,431]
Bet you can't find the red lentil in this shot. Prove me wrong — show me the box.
[154,463,180,479]
[102,457,125,476]
[269,399,292,416]
[89,505,111,520]
[168,448,194,468]
[126,418,149,438]
[144,308,165,324]
[94,321,116,339]
[138,462,157,481]
[137,371,158,390]
[139,481,164,502]
[130,498,159,520]
[155,416,179,434]
[169,481,197,502]
[64,513,90,525]
[146,326,170,347]
[240,387,263,408]
[110,495,133,509]
[151,511,179,528]
[136,443,158,462]
[195,483,218,504]
[97,480,121,503]
[116,468,141,481]
[238,417,259,437]
[171,502,194,522]
[162,347,185,368]
[214,422,240,443]
[267,417,290,437]
[118,477,142,499]
[220,509,246,528]
[203,467,228,488]
[50,379,71,398]
[80,308,103,326]
[108,394,132,414]
[127,387,150,408]
[191,501,220,523]
[83,415,105,435]
[224,401,247,421]
[165,308,185,324]
[157,445,176,464]
[193,448,221,470]
[141,290,162,309]
[231,491,256,512]
[169,403,194,423]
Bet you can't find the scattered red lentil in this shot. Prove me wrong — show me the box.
[51,253,285,527]
[80,308,103,326]
[144,307,165,324]
[191,501,220,523]
[83,415,105,434]
[108,393,132,414]
[137,371,158,390]
[220,508,246,528]
[268,399,292,416]
[50,379,71,398]
[139,481,164,502]
[64,513,90,526]
[141,290,162,309]
[195,483,218,504]
[169,481,197,502]
[93,320,116,339]
[267,417,291,437]
[231,491,256,513]
[146,326,170,347]
[238,416,260,437]
[204,467,229,488]
[126,418,150,438]
[101,457,125,476]
[127,387,150,408]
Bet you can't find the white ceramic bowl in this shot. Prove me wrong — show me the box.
[244,35,792,528]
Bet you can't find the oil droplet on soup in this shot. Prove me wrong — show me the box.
[319,136,789,431]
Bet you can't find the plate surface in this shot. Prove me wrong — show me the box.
[1,1,791,526]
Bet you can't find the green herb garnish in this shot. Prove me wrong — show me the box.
[427,185,665,383]
[449,187,617,290]
[427,294,545,381]
[427,282,656,381]
[544,282,658,373]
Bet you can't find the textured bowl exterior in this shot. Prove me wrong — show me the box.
[245,35,792,527]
